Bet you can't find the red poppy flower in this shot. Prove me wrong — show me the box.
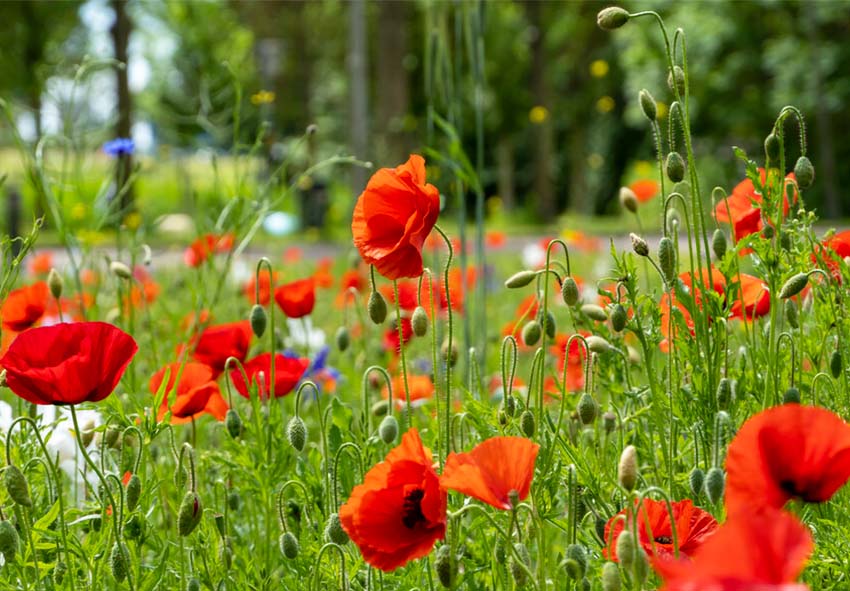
[382,374,434,407]
[2,282,49,332]
[243,271,279,306]
[191,320,252,374]
[486,231,506,248]
[629,179,660,203]
[812,230,850,283]
[351,154,441,280]
[336,269,367,307]
[339,428,446,571]
[604,499,718,562]
[440,436,539,510]
[713,168,797,241]
[653,509,812,591]
[384,316,414,354]
[380,280,419,312]
[183,233,234,267]
[274,278,316,318]
[229,353,309,399]
[0,322,137,405]
[150,362,225,423]
[725,404,850,515]
[728,273,770,320]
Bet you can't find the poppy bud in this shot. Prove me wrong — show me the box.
[667,66,685,95]
[665,152,685,183]
[794,156,814,189]
[783,386,801,404]
[617,445,638,491]
[498,409,508,426]
[287,416,307,452]
[712,228,727,260]
[716,377,732,409]
[80,419,96,448]
[187,578,201,591]
[785,299,799,329]
[630,233,649,257]
[219,536,233,568]
[764,133,781,163]
[434,544,456,588]
[250,304,267,338]
[53,561,67,585]
[565,558,582,581]
[602,411,617,433]
[411,306,429,337]
[539,310,556,339]
[619,187,639,213]
[110,542,128,582]
[335,326,351,352]
[601,562,621,591]
[633,548,649,584]
[371,400,389,417]
[225,409,243,439]
[780,230,792,251]
[124,512,143,540]
[367,290,388,325]
[504,393,517,417]
[126,474,142,512]
[0,519,19,560]
[577,393,597,425]
[379,415,399,444]
[105,427,121,448]
[562,277,580,306]
[441,339,459,367]
[227,491,241,512]
[565,544,588,579]
[214,513,226,538]
[638,89,657,122]
[279,531,299,559]
[47,268,64,299]
[615,530,635,569]
[779,273,809,299]
[581,304,608,322]
[586,335,612,354]
[831,350,843,379]
[520,410,536,437]
[505,270,537,289]
[324,513,349,545]
[4,465,32,507]
[110,261,133,280]
[704,467,725,504]
[509,542,531,587]
[655,237,676,284]
[689,467,705,498]
[609,304,627,333]
[596,6,629,30]
[177,491,203,536]
[522,321,542,347]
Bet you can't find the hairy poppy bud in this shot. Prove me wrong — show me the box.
[617,445,638,491]
[586,335,612,354]
[619,187,638,213]
[780,231,792,251]
[250,304,267,338]
[435,544,456,588]
[638,89,657,122]
[764,133,781,163]
[0,519,19,560]
[505,270,537,289]
[565,544,588,579]
[225,409,243,439]
[335,326,351,352]
[379,415,399,444]
[667,66,685,95]
[712,229,727,260]
[577,393,597,425]
[779,273,809,299]
[124,512,143,540]
[214,513,226,538]
[187,578,201,591]
[227,490,240,512]
[704,467,725,504]
[110,261,133,280]
[634,548,649,584]
[581,304,608,322]
[562,277,580,306]
[689,467,705,498]
[794,156,814,189]
[521,320,542,347]
[616,530,635,569]
[630,233,649,257]
[53,560,67,585]
[785,299,799,329]
[371,400,389,417]
[510,542,532,587]
[520,410,536,437]
[783,386,801,404]
[504,393,517,417]
[4,465,32,507]
[324,513,349,545]
[177,491,203,536]
[367,290,388,325]
[539,310,556,339]
[597,6,629,30]
[105,427,121,448]
[601,562,621,591]
[411,306,429,337]
[565,558,582,580]
[110,542,128,582]
[441,340,459,367]
[47,268,63,299]
[287,416,307,452]
[665,152,685,183]
[716,378,733,409]
[831,350,843,379]
[602,411,617,434]
[610,304,627,332]
[279,531,299,559]
[126,474,141,512]
[219,536,233,568]
[657,236,676,284]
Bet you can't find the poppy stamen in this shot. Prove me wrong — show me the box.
[654,536,673,544]
[401,488,426,529]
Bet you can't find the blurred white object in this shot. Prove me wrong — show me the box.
[263,212,298,237]
[285,317,326,355]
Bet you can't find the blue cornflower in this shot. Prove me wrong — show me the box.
[103,138,135,157]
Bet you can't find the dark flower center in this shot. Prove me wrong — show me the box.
[653,536,673,545]
[402,488,426,529]
[779,479,818,502]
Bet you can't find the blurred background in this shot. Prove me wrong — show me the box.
[1,0,849,242]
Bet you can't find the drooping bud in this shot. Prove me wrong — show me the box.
[47,268,63,299]
[665,152,685,183]
[615,530,635,569]
[224,409,243,439]
[610,304,627,332]
[779,273,809,299]
[126,474,142,512]
[689,467,705,498]
[521,320,542,347]
[704,467,725,504]
[110,542,129,582]
[219,536,233,568]
[633,548,649,585]
[227,490,241,512]
[630,233,649,257]
[504,393,517,417]
[539,310,556,339]
[279,532,299,559]
[124,512,143,540]
[505,270,537,289]
[658,236,676,283]
[831,350,843,379]
[332,326,350,352]
[794,156,814,189]
[638,89,657,122]
[785,299,799,329]
[4,465,32,507]
[716,378,733,409]
[411,306,429,337]
[250,304,267,338]
[617,445,638,491]
[619,187,638,214]
[601,562,621,591]
[0,519,19,560]
[379,415,399,444]
[520,410,536,437]
[105,427,121,448]
[565,544,588,579]
[110,261,133,280]
[712,228,727,260]
[434,544,456,588]
[371,400,389,417]
[667,66,685,95]
[367,290,388,325]
[577,393,597,425]
[509,542,532,587]
[562,277,580,306]
[324,513,349,545]
[177,491,203,536]
[764,133,781,163]
[783,386,801,404]
[586,335,612,354]
[287,416,307,452]
[581,304,608,322]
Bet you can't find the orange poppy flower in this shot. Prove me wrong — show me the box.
[336,269,367,307]
[728,273,770,320]
[652,509,812,591]
[274,278,316,318]
[339,428,446,571]
[351,155,441,280]
[283,246,303,264]
[440,436,539,510]
[191,320,252,374]
[183,233,234,267]
[150,362,226,423]
[713,168,797,241]
[812,230,850,283]
[28,252,53,276]
[604,498,718,561]
[485,230,506,248]
[629,179,659,203]
[314,258,335,289]
[1,282,48,332]
[243,270,279,306]
[381,374,434,407]
[725,404,850,515]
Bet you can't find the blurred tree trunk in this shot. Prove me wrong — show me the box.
[525,0,555,221]
[496,139,515,211]
[22,1,45,220]
[111,0,134,215]
[376,1,411,160]
[348,0,369,195]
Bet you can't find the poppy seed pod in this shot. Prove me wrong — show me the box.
[615,530,635,569]
[581,304,608,322]
[434,544,456,588]
[779,273,809,299]
[630,233,649,257]
[521,320,542,347]
[379,415,399,444]
[287,416,307,452]
[658,237,676,284]
[601,562,621,591]
[617,445,638,491]
[831,350,843,379]
[520,410,536,437]
[619,187,638,213]
[689,467,705,498]
[562,277,580,306]
[794,156,814,189]
[704,467,725,504]
[638,89,657,122]
[110,261,133,280]
[509,542,531,587]
[279,531,299,559]
[667,66,686,95]
[783,386,801,404]
[610,304,627,332]
[785,299,799,329]
[177,491,203,536]
[665,152,686,183]
[249,304,267,338]
[712,228,727,260]
[4,465,32,507]
[47,268,63,299]
[126,474,142,512]
[411,306,429,337]
[335,326,351,351]
[367,290,388,325]
[0,519,19,560]
[596,6,629,30]
[324,512,349,545]
[577,393,597,425]
[505,270,537,289]
[110,542,128,582]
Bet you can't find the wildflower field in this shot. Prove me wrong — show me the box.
[3,4,850,591]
